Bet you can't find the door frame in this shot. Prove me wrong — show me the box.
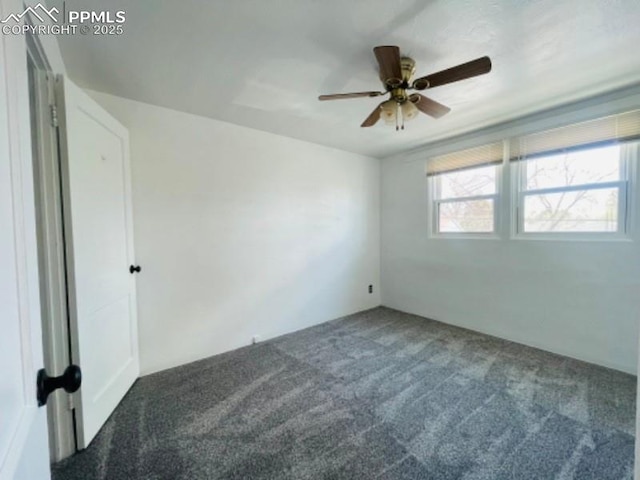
[0,0,51,476]
[26,30,76,462]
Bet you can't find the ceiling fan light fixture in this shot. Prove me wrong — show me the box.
[380,100,419,128]
[401,100,419,121]
[380,100,397,125]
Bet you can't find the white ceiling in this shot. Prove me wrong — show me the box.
[49,0,640,158]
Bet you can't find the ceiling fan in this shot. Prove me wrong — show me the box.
[318,46,492,130]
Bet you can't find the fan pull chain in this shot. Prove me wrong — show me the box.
[396,103,400,131]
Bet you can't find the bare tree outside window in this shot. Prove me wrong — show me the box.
[521,145,622,232]
[436,165,497,233]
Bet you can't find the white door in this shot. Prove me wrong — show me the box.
[56,76,139,448]
[0,11,51,480]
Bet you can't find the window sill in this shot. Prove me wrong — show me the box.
[429,233,502,241]
[510,233,632,242]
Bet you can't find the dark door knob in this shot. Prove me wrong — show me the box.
[129,265,141,274]
[37,365,82,407]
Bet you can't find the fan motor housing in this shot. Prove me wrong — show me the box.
[390,87,408,103]
[383,57,416,102]
[384,57,415,103]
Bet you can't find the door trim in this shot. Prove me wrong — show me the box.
[26,31,76,462]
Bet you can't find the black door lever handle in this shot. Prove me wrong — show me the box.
[129,265,141,274]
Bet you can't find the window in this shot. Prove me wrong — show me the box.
[517,145,625,233]
[428,142,502,235]
[426,110,640,240]
[513,111,640,237]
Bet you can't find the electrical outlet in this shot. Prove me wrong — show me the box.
[252,335,260,345]
[368,285,373,294]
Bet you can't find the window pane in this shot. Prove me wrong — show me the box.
[523,187,619,232]
[438,165,497,200]
[438,199,494,233]
[525,144,620,191]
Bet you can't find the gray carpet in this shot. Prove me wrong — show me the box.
[53,307,636,479]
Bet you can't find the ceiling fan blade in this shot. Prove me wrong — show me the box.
[318,91,384,101]
[412,56,492,90]
[361,103,383,127]
[373,46,403,87]
[410,94,451,118]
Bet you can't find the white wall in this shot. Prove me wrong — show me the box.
[86,91,381,375]
[381,87,640,375]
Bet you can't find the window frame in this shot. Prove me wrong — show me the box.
[429,162,503,239]
[512,142,636,240]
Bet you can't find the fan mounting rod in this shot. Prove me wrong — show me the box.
[399,57,416,85]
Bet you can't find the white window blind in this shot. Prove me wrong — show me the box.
[426,142,503,177]
[511,110,640,160]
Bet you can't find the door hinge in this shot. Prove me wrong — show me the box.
[50,104,59,128]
